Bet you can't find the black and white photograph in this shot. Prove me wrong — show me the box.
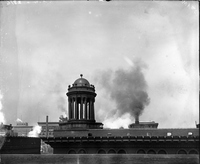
[0,1,199,164]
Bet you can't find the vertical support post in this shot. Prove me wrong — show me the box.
[90,98,92,120]
[72,98,74,119]
[93,101,95,120]
[46,116,48,138]
[85,97,87,120]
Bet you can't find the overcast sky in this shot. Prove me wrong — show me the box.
[0,1,199,128]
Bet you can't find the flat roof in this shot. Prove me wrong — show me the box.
[54,128,199,137]
[88,128,199,137]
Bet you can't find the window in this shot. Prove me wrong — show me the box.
[108,149,116,154]
[177,149,187,154]
[97,149,106,154]
[189,150,198,154]
[158,150,167,154]
[137,149,146,154]
[68,150,76,154]
[147,150,156,154]
[78,149,87,154]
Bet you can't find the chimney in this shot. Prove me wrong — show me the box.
[46,116,49,138]
[135,116,139,125]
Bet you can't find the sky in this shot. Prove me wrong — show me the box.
[0,1,199,128]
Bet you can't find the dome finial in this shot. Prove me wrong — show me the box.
[80,74,83,78]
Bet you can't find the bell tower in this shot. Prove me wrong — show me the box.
[62,74,103,129]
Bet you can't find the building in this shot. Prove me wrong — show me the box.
[63,74,103,130]
[128,119,158,129]
[40,75,199,154]
[13,122,33,136]
[0,124,41,154]
[38,116,59,138]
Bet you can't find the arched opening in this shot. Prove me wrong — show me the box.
[97,149,106,154]
[87,102,89,120]
[108,149,116,154]
[68,150,76,154]
[78,103,81,119]
[137,149,146,154]
[78,149,87,154]
[83,105,85,119]
[158,150,167,154]
[147,150,156,154]
[189,150,198,154]
[177,149,187,154]
[117,149,126,154]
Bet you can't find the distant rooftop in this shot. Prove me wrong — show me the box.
[129,121,159,129]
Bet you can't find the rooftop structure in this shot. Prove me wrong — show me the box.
[60,74,103,129]
[129,120,158,129]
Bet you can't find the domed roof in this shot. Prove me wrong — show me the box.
[73,74,90,86]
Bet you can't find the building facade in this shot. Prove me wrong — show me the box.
[41,75,199,154]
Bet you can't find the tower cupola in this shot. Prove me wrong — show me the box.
[64,74,103,129]
[73,74,90,86]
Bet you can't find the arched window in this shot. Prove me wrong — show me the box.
[158,150,167,154]
[97,149,106,154]
[177,149,187,154]
[68,150,76,154]
[108,149,116,154]
[147,150,156,154]
[117,149,126,154]
[189,150,198,154]
[137,149,146,154]
[78,149,87,154]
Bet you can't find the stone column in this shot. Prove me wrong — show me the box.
[93,101,95,120]
[80,97,83,119]
[89,98,92,120]
[84,97,87,119]
[72,97,74,119]
[91,99,95,120]
[77,98,79,120]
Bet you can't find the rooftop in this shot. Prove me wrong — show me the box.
[54,128,199,138]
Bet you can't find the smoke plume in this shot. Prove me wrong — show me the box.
[95,59,150,121]
[28,125,42,137]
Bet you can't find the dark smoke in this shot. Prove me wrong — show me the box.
[95,59,150,121]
